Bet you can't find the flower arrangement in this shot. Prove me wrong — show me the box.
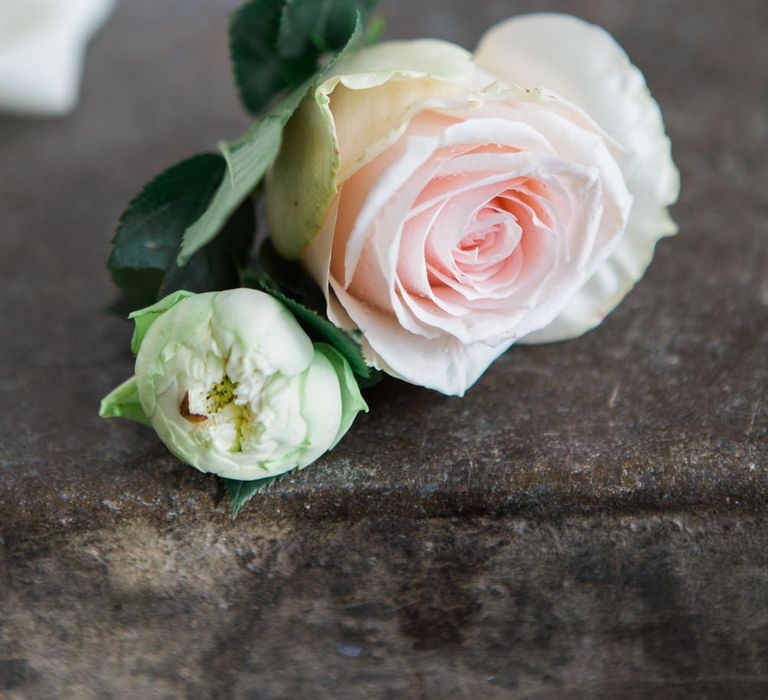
[101,0,679,516]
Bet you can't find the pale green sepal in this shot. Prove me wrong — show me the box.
[99,376,151,427]
[128,289,195,355]
[266,85,339,261]
[314,342,368,449]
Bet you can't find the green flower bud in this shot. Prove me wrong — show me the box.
[101,289,367,480]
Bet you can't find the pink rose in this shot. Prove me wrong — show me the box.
[267,14,680,395]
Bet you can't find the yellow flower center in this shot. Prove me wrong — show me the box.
[206,375,238,413]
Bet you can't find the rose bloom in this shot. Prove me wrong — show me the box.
[101,289,367,480]
[267,14,680,396]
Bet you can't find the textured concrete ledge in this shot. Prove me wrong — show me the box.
[2,513,768,699]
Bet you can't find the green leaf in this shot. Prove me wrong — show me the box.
[278,0,379,57]
[229,0,313,116]
[247,240,378,380]
[99,377,151,427]
[222,472,293,518]
[176,86,307,268]
[178,6,373,269]
[255,235,328,312]
[161,196,254,297]
[108,154,255,311]
[109,269,164,311]
[230,0,379,116]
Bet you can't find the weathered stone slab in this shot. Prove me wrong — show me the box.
[2,514,768,699]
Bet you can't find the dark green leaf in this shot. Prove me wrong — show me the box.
[162,196,254,298]
[356,368,384,389]
[229,0,315,116]
[278,0,379,56]
[222,472,293,518]
[179,6,374,268]
[109,269,164,312]
[110,154,222,286]
[231,0,378,115]
[108,154,255,311]
[255,236,327,313]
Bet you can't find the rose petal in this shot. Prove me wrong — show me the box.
[332,277,507,396]
[267,40,475,260]
[475,13,680,342]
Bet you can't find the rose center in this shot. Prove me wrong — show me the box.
[458,228,494,251]
[451,198,522,279]
[206,375,238,413]
[178,373,267,454]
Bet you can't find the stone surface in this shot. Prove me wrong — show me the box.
[2,514,768,699]
[0,0,767,697]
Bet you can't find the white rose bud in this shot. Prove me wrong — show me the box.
[101,289,367,481]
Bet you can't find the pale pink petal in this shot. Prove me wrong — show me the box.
[475,14,679,342]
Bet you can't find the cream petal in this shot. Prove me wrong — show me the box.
[210,289,313,377]
[475,13,680,342]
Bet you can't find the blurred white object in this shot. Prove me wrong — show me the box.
[0,0,115,116]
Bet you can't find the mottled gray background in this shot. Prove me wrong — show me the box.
[1,1,767,698]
